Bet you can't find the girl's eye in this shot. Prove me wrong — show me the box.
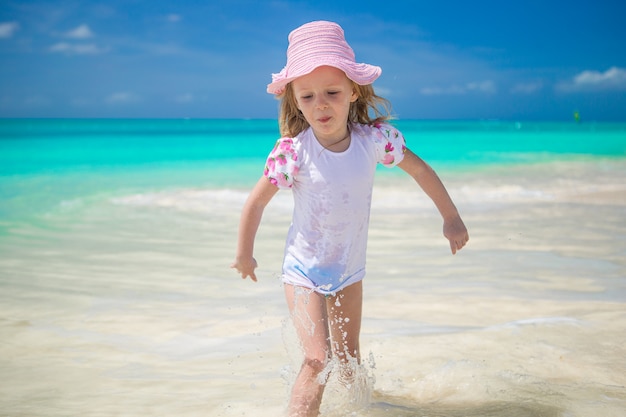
[328,91,339,95]
[301,95,313,100]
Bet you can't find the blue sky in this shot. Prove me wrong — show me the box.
[1,0,625,120]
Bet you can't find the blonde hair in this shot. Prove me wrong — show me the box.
[277,81,393,138]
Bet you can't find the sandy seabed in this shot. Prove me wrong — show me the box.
[0,160,625,416]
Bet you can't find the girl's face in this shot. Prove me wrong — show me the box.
[291,66,358,144]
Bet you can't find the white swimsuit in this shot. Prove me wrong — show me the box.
[264,122,406,295]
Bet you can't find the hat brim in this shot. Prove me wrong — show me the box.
[267,58,381,95]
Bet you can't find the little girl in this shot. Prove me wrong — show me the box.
[231,21,468,416]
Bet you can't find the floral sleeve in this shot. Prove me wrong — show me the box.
[263,138,300,189]
[372,123,407,167]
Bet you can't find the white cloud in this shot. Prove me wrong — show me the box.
[175,93,194,103]
[23,95,51,107]
[466,80,496,94]
[167,14,182,23]
[575,67,626,86]
[49,42,108,55]
[0,21,20,39]
[105,92,140,104]
[65,24,94,39]
[374,86,392,97]
[70,97,95,107]
[420,85,465,96]
[420,80,496,96]
[511,81,543,95]
[558,67,626,92]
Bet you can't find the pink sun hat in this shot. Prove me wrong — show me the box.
[267,21,382,95]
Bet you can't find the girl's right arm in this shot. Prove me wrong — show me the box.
[230,176,279,282]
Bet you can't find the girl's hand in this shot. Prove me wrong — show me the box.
[230,257,259,282]
[443,215,469,255]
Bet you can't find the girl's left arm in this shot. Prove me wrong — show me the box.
[398,148,469,254]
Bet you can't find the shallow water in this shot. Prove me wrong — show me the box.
[1,120,625,416]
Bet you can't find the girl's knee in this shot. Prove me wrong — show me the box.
[300,355,332,385]
[301,357,326,375]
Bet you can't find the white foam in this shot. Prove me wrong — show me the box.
[487,316,584,330]
[457,184,552,201]
[111,188,294,213]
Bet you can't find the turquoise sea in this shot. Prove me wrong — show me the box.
[2,119,625,177]
[1,119,625,416]
[1,118,624,227]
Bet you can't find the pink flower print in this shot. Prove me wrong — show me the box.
[278,139,293,152]
[381,140,396,165]
[263,137,299,189]
[275,172,290,188]
[266,157,276,173]
[276,153,287,165]
[382,153,395,165]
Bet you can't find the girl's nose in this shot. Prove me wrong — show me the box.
[315,97,329,110]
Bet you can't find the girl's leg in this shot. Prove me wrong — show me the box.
[325,281,363,384]
[284,284,331,417]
